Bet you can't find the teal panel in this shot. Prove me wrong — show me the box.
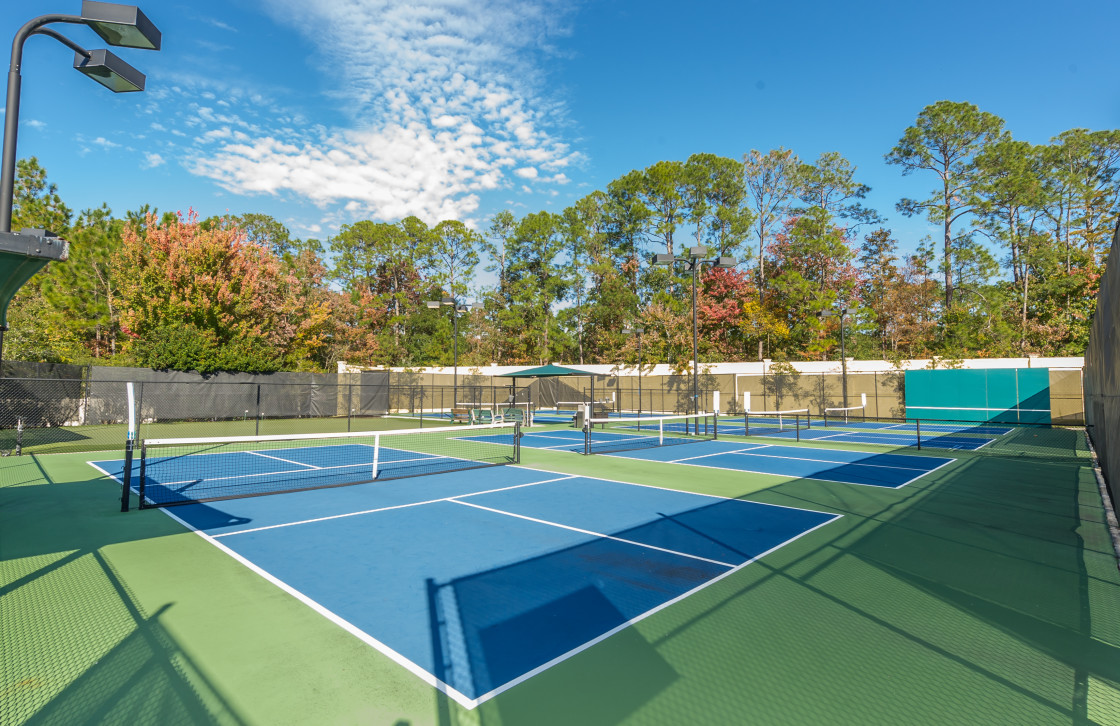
[1015,369,1051,424]
[984,370,1019,411]
[904,368,1052,424]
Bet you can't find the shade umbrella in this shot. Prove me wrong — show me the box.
[500,364,598,418]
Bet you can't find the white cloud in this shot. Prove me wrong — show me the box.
[178,0,582,223]
[92,137,119,149]
[25,119,46,130]
[143,152,166,168]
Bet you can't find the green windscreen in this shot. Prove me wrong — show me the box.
[904,368,1051,424]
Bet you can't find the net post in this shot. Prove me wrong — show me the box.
[372,433,381,479]
[659,419,664,446]
[745,412,750,437]
[916,419,921,450]
[805,409,811,429]
[823,409,828,428]
[120,438,133,512]
[15,417,22,456]
[255,384,262,436]
[137,441,148,509]
[583,410,590,455]
[712,412,718,440]
[347,383,353,433]
[514,421,521,463]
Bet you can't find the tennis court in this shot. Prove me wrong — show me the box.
[499,428,953,488]
[82,454,838,706]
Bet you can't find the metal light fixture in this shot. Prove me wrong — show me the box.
[652,248,738,414]
[424,295,482,405]
[74,47,145,91]
[81,1,161,50]
[818,306,855,407]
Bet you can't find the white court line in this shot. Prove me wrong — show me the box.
[212,475,580,538]
[248,451,321,469]
[508,464,843,519]
[450,499,737,568]
[159,460,371,487]
[669,447,761,464]
[728,450,936,473]
[600,451,933,490]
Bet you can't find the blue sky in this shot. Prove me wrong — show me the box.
[3,0,1119,261]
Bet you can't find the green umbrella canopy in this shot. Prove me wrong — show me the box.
[501,364,593,378]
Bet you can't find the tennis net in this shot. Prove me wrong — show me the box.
[582,412,717,455]
[126,421,520,508]
[823,405,865,426]
[733,409,810,440]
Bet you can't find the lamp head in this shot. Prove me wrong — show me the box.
[652,253,675,266]
[715,256,736,268]
[81,2,162,51]
[688,246,708,259]
[74,48,145,92]
[425,301,441,309]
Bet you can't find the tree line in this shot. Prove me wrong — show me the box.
[7,100,1118,374]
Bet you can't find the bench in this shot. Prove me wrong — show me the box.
[451,407,471,424]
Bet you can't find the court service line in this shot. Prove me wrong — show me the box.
[668,447,762,464]
[248,451,321,469]
[211,475,580,538]
[727,450,943,473]
[599,452,922,489]
[510,465,842,519]
[448,499,737,568]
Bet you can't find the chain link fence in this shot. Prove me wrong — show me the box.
[0,369,390,456]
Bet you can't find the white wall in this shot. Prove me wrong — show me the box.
[342,357,1084,376]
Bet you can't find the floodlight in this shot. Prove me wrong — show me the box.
[688,246,708,258]
[425,301,441,309]
[652,253,676,266]
[81,1,161,50]
[715,256,736,268]
[441,296,454,305]
[74,48,145,92]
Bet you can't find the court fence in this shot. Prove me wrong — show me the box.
[0,367,390,456]
[0,360,1087,458]
[1084,220,1120,510]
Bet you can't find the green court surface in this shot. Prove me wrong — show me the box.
[3,425,1119,725]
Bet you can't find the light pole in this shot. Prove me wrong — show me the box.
[818,306,854,407]
[425,295,482,406]
[652,246,736,414]
[622,325,644,415]
[0,2,160,364]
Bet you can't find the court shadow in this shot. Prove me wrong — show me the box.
[424,494,833,723]
[7,550,246,726]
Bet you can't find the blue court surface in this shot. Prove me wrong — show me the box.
[485,429,955,488]
[101,463,839,707]
[760,427,997,450]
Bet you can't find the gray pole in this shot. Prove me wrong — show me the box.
[691,260,699,415]
[1,15,83,233]
[452,307,458,407]
[636,333,645,416]
[840,312,848,408]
